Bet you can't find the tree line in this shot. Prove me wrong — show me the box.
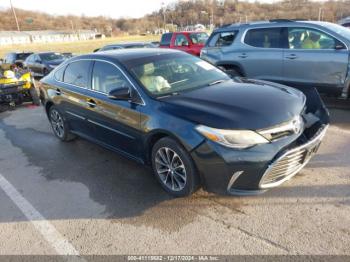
[1,0,350,35]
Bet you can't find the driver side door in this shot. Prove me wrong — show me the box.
[84,60,143,161]
[32,55,43,75]
[283,27,348,88]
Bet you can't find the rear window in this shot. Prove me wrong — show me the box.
[160,33,173,46]
[5,53,15,63]
[54,65,66,82]
[244,28,283,48]
[100,46,122,51]
[208,31,237,47]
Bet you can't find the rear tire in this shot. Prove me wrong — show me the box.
[49,106,76,142]
[151,137,200,197]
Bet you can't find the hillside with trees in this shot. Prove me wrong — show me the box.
[1,0,350,35]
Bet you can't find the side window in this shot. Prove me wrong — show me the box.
[175,34,189,46]
[26,55,33,63]
[245,28,282,48]
[64,60,91,88]
[30,55,36,62]
[92,61,129,94]
[160,33,173,46]
[288,27,338,50]
[209,32,237,47]
[34,55,41,62]
[101,46,121,51]
[54,65,66,82]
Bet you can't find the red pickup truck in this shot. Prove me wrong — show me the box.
[159,32,208,56]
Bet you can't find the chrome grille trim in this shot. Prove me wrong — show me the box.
[259,125,329,189]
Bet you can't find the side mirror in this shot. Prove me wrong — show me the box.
[335,44,345,50]
[108,87,131,101]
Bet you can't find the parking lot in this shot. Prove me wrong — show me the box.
[0,103,349,256]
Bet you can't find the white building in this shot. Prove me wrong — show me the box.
[0,31,31,46]
[0,30,98,46]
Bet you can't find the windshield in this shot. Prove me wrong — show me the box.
[129,55,230,97]
[190,32,209,44]
[16,53,32,60]
[40,53,64,61]
[321,22,350,41]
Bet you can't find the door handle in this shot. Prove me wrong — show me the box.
[285,54,298,60]
[238,53,248,58]
[55,88,62,95]
[86,99,97,108]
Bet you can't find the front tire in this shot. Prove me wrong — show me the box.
[49,106,76,142]
[43,68,49,76]
[151,137,200,197]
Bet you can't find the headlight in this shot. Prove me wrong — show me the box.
[195,125,269,149]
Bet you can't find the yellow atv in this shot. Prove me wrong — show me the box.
[0,66,40,111]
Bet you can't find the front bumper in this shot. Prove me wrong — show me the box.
[0,83,24,101]
[191,123,328,196]
[258,124,327,190]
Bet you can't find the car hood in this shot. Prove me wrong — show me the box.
[160,79,306,130]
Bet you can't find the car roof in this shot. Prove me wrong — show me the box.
[214,19,331,32]
[30,52,62,56]
[72,48,182,63]
[174,31,206,34]
[103,42,152,48]
[6,52,33,55]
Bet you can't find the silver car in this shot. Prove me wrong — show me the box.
[201,19,350,98]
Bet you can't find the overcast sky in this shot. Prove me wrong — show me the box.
[1,0,281,19]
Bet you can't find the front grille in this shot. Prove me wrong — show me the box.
[259,125,328,189]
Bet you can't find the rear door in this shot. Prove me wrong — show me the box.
[240,27,284,82]
[84,60,142,160]
[283,26,348,89]
[187,32,208,56]
[58,60,94,136]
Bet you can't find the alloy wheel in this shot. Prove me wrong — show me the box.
[50,109,65,138]
[155,147,187,192]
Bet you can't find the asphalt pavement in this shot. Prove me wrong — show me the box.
[0,103,349,256]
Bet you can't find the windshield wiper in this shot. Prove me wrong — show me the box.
[208,79,228,86]
[157,92,180,99]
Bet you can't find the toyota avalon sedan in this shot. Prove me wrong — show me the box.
[39,49,329,197]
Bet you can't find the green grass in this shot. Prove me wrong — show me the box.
[0,35,160,58]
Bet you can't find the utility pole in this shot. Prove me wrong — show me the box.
[162,2,166,31]
[10,0,20,31]
[318,7,324,21]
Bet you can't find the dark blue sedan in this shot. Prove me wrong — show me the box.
[40,49,329,197]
